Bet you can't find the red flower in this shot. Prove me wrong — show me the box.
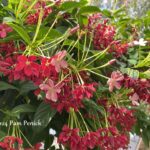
[108,105,136,131]
[0,57,16,81]
[58,125,129,150]
[124,76,150,103]
[109,41,128,57]
[88,15,115,50]
[73,83,97,100]
[40,57,58,79]
[58,125,83,150]
[82,132,98,149]
[2,136,23,149]
[0,24,13,38]
[0,142,8,149]
[34,143,42,150]
[58,125,80,144]
[93,24,115,50]
[51,81,82,112]
[47,81,97,112]
[14,55,39,80]
[0,41,16,56]
[97,127,129,149]
[26,1,52,24]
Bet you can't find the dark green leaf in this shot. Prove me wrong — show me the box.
[2,0,8,6]
[142,131,150,147]
[83,99,105,115]
[0,131,6,139]
[60,1,87,11]
[19,81,37,95]
[37,28,62,41]
[12,104,36,114]
[8,23,31,44]
[0,81,18,91]
[33,102,56,133]
[78,6,101,15]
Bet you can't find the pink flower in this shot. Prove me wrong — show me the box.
[129,93,140,106]
[0,24,13,38]
[39,79,61,102]
[107,71,124,92]
[51,51,68,72]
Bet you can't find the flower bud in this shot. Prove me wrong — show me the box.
[108,59,116,65]
[69,25,80,35]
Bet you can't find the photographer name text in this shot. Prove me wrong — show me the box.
[0,120,42,127]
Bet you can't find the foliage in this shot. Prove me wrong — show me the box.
[0,0,149,149]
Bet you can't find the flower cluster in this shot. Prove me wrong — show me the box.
[93,23,115,50]
[0,46,97,112]
[73,83,97,100]
[26,0,52,24]
[107,71,150,104]
[0,0,149,149]
[0,50,67,82]
[109,41,129,57]
[0,41,16,56]
[0,136,42,150]
[124,76,150,104]
[108,105,136,132]
[0,136,23,150]
[48,82,97,112]
[88,14,128,57]
[58,125,129,150]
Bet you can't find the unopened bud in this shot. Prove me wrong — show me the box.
[109,59,116,65]
[69,25,80,35]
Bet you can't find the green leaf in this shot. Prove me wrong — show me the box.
[102,9,113,18]
[0,131,6,139]
[113,6,125,16]
[128,59,137,65]
[19,81,37,95]
[8,23,31,44]
[37,28,62,41]
[0,81,18,91]
[12,104,36,115]
[60,1,87,11]
[139,70,150,79]
[135,53,150,68]
[33,102,56,133]
[3,17,15,23]
[9,0,19,4]
[121,68,139,78]
[142,131,150,147]
[83,99,105,115]
[63,39,83,50]
[78,6,101,15]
